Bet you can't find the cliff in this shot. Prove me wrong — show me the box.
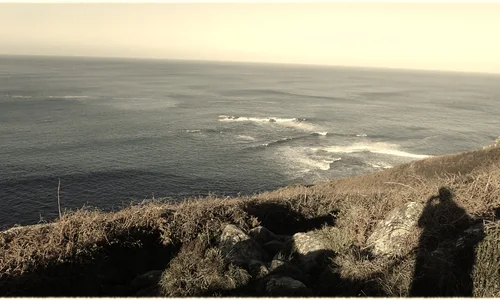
[1,141,499,297]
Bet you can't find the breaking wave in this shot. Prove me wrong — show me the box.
[48,96,90,99]
[218,115,319,132]
[320,142,431,159]
[8,95,32,99]
[236,135,256,141]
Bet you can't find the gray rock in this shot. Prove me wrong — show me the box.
[366,202,424,256]
[130,270,163,290]
[291,231,331,272]
[292,231,327,256]
[262,240,285,256]
[265,276,311,296]
[219,224,268,265]
[248,260,269,278]
[269,258,286,271]
[248,226,291,244]
[268,260,310,284]
[249,226,280,245]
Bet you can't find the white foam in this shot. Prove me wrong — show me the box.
[49,96,90,99]
[186,129,202,133]
[368,161,394,169]
[276,146,341,172]
[322,142,431,159]
[218,115,298,123]
[356,133,368,137]
[218,115,320,132]
[236,135,256,141]
[10,95,32,99]
[315,132,328,136]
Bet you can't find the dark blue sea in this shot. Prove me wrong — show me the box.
[1,55,499,229]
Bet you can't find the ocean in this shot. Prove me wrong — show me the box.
[1,55,499,229]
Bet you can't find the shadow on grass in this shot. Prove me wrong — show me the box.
[410,187,485,296]
[0,229,177,296]
[242,201,337,235]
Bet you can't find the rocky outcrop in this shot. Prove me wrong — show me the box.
[215,224,342,296]
[291,231,332,272]
[262,240,284,256]
[219,224,268,266]
[249,226,290,244]
[366,202,424,256]
[292,231,327,256]
[248,260,269,279]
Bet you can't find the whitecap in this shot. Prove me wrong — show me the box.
[322,142,431,159]
[275,146,342,172]
[368,161,393,169]
[236,135,256,141]
[186,129,202,133]
[49,96,90,99]
[218,115,320,132]
[10,95,32,99]
[314,132,328,136]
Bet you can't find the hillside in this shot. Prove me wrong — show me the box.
[0,141,499,297]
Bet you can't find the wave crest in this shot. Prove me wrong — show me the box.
[322,142,431,159]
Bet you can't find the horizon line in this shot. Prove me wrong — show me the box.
[2,53,499,77]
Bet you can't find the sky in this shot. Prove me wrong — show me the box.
[1,2,500,74]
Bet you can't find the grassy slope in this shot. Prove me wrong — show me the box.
[0,144,499,296]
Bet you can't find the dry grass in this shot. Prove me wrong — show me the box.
[159,234,251,296]
[0,144,499,296]
[472,221,500,297]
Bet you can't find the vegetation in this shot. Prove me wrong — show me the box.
[0,141,499,296]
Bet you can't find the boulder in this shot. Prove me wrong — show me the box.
[248,260,269,279]
[269,258,286,271]
[366,202,424,256]
[262,240,285,256]
[219,224,268,265]
[248,226,289,244]
[265,276,311,296]
[268,260,310,284]
[292,232,327,256]
[291,231,333,273]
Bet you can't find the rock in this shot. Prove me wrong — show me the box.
[293,232,327,256]
[366,202,424,256]
[248,226,291,244]
[262,240,285,256]
[265,276,312,296]
[219,224,268,265]
[268,260,310,284]
[130,270,163,290]
[268,258,286,271]
[248,226,280,244]
[291,231,333,273]
[248,260,269,278]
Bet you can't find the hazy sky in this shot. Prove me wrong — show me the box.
[1,3,500,73]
